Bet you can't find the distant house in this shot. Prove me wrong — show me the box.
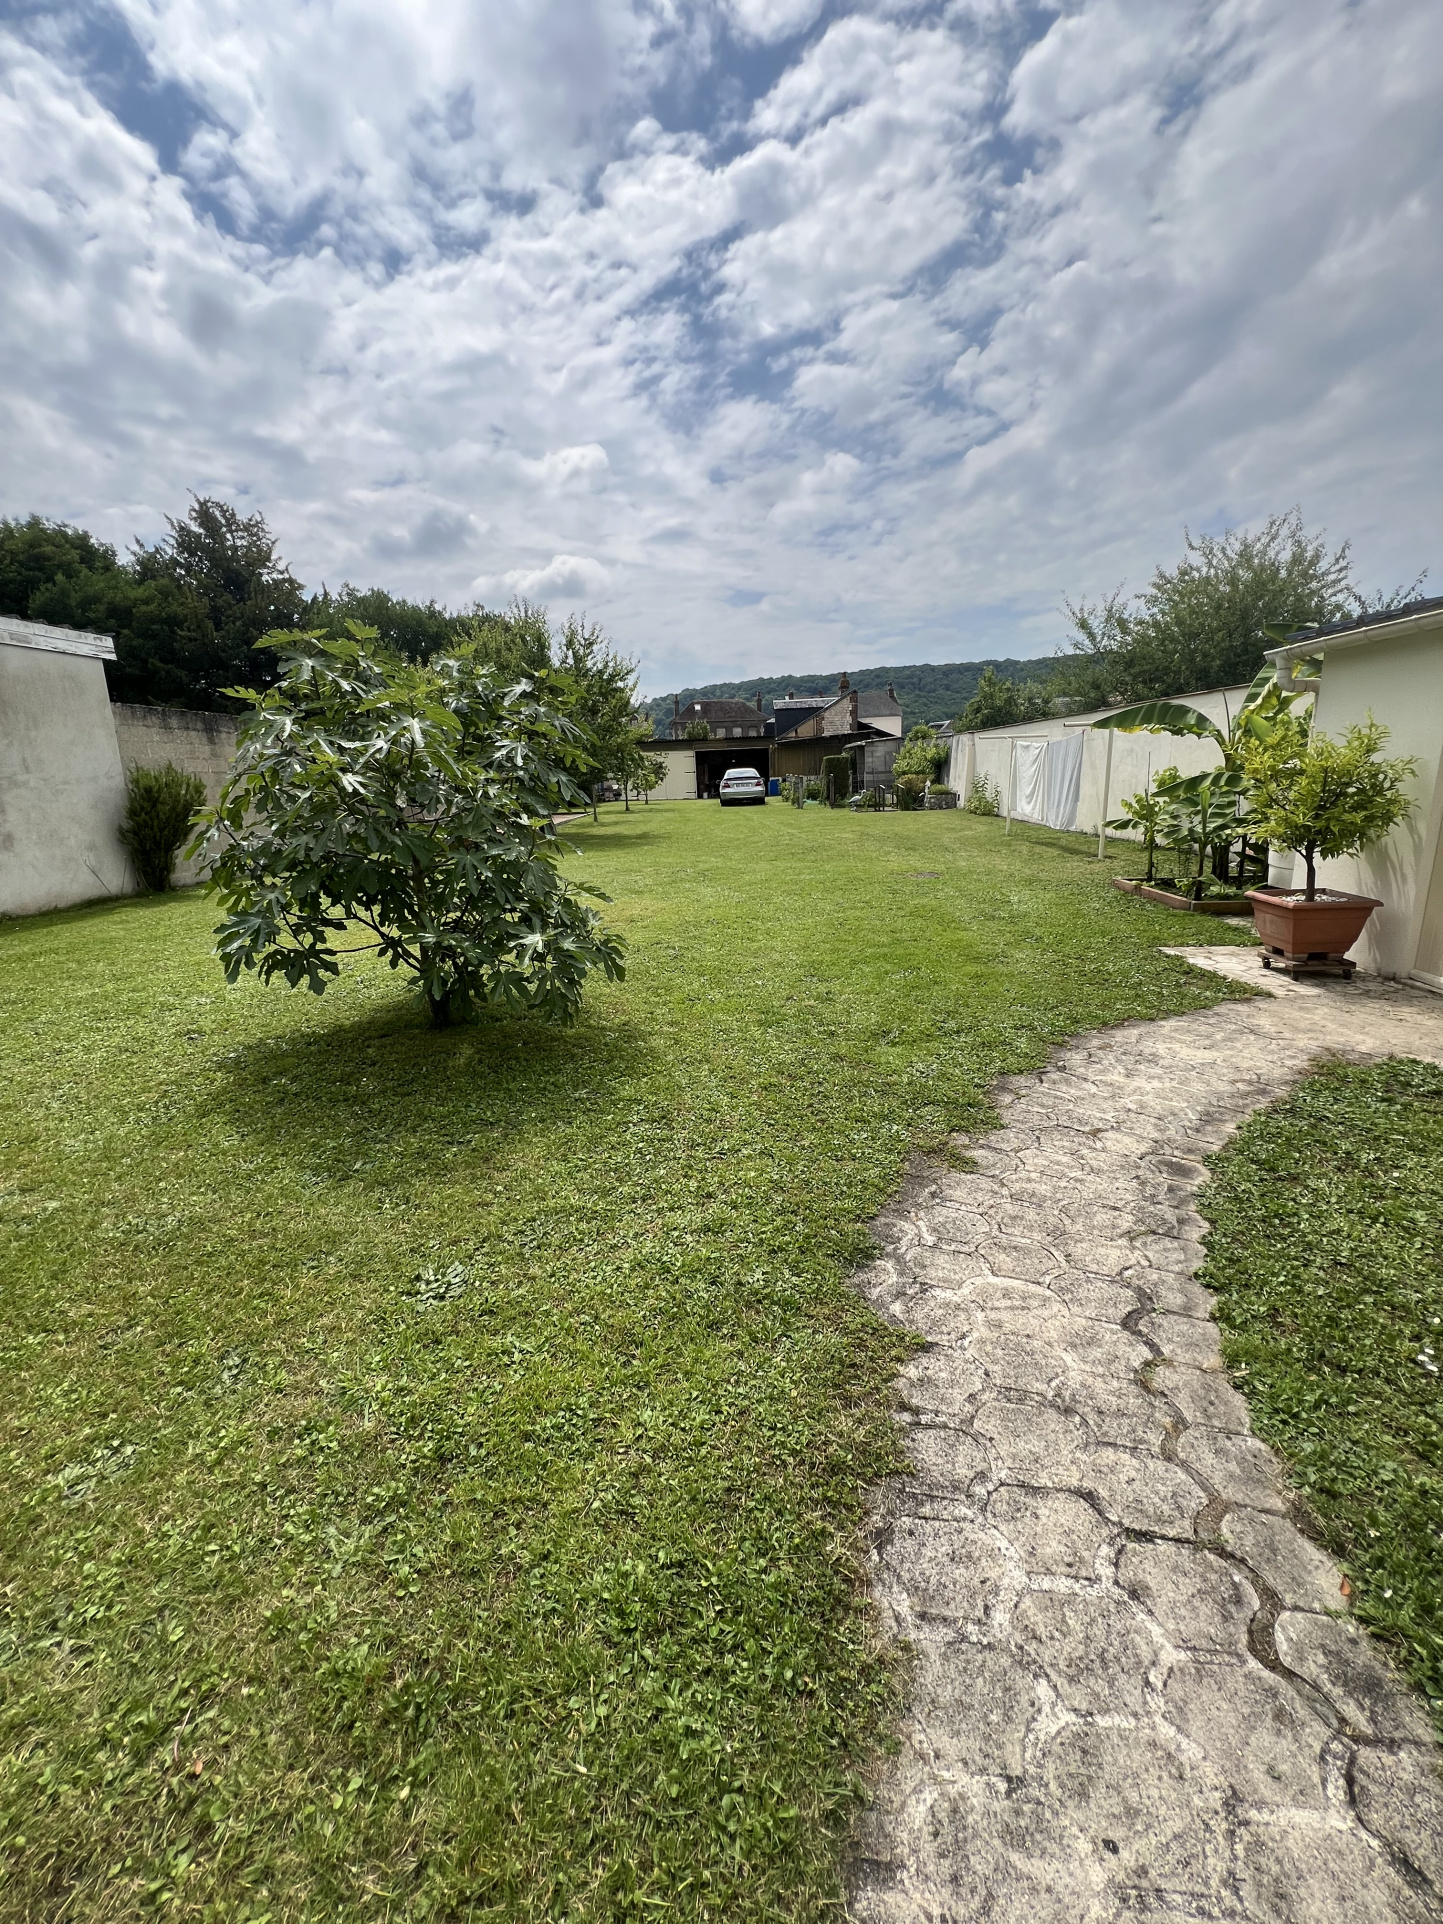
[856,682,904,737]
[641,674,908,799]
[668,695,768,740]
[772,675,904,785]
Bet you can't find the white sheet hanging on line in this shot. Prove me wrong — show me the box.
[1042,732,1084,831]
[1011,739,1047,822]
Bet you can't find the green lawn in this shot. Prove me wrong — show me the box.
[1199,1057,1443,1733]
[0,804,1253,1922]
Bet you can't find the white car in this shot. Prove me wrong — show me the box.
[718,767,767,806]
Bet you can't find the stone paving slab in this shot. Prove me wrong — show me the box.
[849,951,1443,1924]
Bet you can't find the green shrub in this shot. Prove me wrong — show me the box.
[819,754,851,804]
[803,779,823,802]
[893,774,927,811]
[893,725,948,783]
[964,776,1000,816]
[119,762,207,891]
[194,626,626,1027]
[1242,716,1417,899]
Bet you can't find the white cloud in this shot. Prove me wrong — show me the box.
[724,0,826,47]
[0,0,1439,696]
[494,553,615,602]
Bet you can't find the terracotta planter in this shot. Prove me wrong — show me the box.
[1246,887,1383,977]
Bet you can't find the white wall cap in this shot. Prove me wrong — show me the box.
[0,615,117,660]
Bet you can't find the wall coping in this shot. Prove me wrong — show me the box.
[0,615,116,660]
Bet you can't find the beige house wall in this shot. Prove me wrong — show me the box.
[0,625,131,915]
[1308,615,1443,984]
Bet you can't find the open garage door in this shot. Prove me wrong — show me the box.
[694,746,770,799]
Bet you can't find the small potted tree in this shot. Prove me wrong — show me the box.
[1243,718,1416,974]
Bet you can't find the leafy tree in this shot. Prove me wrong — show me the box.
[2,502,304,709]
[459,603,645,815]
[130,497,305,709]
[956,666,1052,731]
[458,600,556,679]
[1052,511,1381,707]
[304,583,461,661]
[633,755,667,804]
[682,718,711,740]
[193,627,626,1027]
[893,725,948,782]
[0,516,120,618]
[32,566,198,705]
[118,763,207,891]
[1241,717,1417,901]
[552,614,644,809]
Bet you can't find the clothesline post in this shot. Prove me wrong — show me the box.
[1005,738,1016,835]
[1096,729,1113,860]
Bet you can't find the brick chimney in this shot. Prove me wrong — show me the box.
[839,672,851,693]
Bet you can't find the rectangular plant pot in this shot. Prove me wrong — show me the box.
[1115,879,1253,914]
[1246,886,1382,968]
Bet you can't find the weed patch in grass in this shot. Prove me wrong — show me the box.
[0,806,1252,1919]
[1198,1056,1443,1733]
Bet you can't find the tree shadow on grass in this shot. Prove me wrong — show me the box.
[208,990,653,1191]
[563,823,672,851]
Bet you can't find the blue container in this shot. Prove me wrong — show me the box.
[768,777,780,796]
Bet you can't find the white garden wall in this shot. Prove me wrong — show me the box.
[949,685,1250,840]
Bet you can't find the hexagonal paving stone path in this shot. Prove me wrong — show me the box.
[849,951,1443,1924]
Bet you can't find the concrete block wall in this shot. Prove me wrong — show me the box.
[111,705,240,886]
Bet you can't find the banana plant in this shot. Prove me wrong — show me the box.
[1153,767,1253,898]
[1106,787,1168,882]
[1089,655,1320,771]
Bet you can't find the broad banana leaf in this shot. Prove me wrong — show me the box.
[1154,767,1249,800]
[1090,700,1225,748]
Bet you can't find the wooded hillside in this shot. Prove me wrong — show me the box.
[641,658,1058,736]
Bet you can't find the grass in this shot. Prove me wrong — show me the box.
[0,804,1254,1922]
[1198,1057,1443,1732]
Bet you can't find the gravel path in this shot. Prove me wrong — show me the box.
[849,950,1443,1924]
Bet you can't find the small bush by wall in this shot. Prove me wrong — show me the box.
[820,753,851,804]
[119,763,207,891]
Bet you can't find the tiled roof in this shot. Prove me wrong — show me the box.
[1281,594,1443,643]
[856,686,901,717]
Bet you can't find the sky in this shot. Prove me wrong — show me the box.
[1,0,1439,695]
